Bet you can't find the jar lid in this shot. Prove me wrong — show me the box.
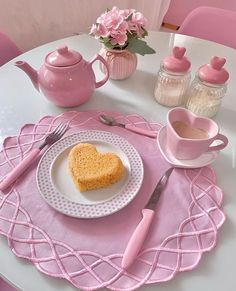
[45,46,82,67]
[163,46,191,73]
[198,56,229,84]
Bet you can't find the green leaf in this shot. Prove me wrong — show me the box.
[125,13,133,21]
[142,27,148,37]
[102,37,110,44]
[103,42,114,49]
[126,38,156,56]
[100,37,113,49]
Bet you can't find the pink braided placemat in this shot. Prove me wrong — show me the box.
[0,110,225,290]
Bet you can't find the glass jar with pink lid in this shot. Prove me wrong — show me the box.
[186,56,229,118]
[154,46,191,107]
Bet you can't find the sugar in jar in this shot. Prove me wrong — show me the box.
[154,46,191,107]
[186,56,229,118]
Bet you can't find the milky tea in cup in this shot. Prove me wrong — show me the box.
[166,108,228,160]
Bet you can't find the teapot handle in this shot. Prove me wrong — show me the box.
[89,54,109,88]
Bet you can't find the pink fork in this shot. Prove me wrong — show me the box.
[0,123,68,192]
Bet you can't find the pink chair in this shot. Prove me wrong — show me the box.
[0,32,22,66]
[178,6,236,49]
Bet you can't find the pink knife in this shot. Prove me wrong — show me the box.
[121,167,174,269]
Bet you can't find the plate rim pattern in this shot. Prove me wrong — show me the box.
[36,130,144,218]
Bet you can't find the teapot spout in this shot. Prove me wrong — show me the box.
[15,61,39,91]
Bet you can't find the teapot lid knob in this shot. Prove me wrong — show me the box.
[46,45,82,67]
[57,46,69,54]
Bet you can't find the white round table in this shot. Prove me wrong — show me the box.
[0,31,235,291]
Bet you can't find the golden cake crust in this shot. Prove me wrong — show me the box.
[68,143,124,191]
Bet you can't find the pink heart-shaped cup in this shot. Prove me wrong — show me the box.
[166,108,228,160]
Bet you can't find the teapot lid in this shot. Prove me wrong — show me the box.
[46,46,82,67]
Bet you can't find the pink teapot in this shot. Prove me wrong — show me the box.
[15,45,109,107]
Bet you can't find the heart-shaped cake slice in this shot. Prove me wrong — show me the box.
[68,143,124,192]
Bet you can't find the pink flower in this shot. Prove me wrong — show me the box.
[116,20,128,34]
[109,20,128,46]
[110,32,127,46]
[90,23,109,38]
[120,9,135,19]
[132,12,148,27]
[129,12,148,37]
[97,7,124,31]
[90,6,149,48]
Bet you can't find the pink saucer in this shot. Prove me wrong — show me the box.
[157,126,219,168]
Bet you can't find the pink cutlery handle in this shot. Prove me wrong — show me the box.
[125,124,157,138]
[121,209,155,269]
[0,148,41,191]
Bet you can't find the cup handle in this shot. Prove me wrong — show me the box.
[89,54,109,88]
[208,133,228,152]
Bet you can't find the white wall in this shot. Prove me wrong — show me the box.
[0,0,170,52]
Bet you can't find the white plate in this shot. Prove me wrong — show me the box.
[157,126,219,168]
[36,130,143,218]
